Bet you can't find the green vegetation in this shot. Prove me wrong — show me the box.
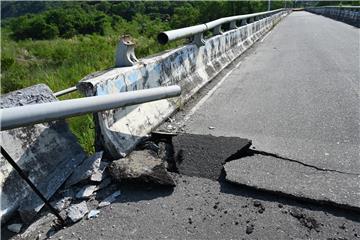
[1,1,292,154]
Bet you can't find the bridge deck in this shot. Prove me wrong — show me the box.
[51,12,360,239]
[184,11,359,209]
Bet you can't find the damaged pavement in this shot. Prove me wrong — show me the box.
[2,17,360,238]
[2,76,359,240]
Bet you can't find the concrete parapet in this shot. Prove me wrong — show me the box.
[306,7,360,27]
[78,11,288,158]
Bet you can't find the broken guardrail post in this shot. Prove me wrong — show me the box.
[115,35,138,67]
[0,86,181,130]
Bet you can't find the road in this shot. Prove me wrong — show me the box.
[185,11,359,174]
[182,11,360,210]
[46,11,360,240]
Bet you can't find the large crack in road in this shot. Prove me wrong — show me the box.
[150,133,360,213]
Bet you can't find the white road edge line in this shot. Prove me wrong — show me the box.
[261,29,273,42]
[183,61,242,122]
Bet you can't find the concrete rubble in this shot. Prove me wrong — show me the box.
[7,223,22,233]
[75,185,97,199]
[87,210,100,219]
[65,151,103,187]
[66,202,89,223]
[51,197,72,211]
[98,191,121,208]
[0,84,86,223]
[109,150,175,186]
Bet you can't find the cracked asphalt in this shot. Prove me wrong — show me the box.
[51,174,360,240]
[177,11,360,210]
[14,11,360,240]
[184,11,359,174]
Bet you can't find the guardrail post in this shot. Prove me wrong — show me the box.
[115,35,138,67]
[193,33,205,47]
[213,25,223,35]
[229,20,238,29]
[249,17,254,23]
[240,19,247,26]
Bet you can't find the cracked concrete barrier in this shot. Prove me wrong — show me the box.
[224,155,360,211]
[77,11,288,158]
[0,84,86,223]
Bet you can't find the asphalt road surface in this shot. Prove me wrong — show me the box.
[181,11,360,210]
[14,11,360,240]
[184,11,359,175]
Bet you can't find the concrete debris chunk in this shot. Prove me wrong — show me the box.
[0,84,86,223]
[98,191,121,208]
[51,197,72,211]
[7,223,23,233]
[108,150,175,186]
[95,177,112,192]
[90,161,109,182]
[75,185,97,199]
[65,151,103,187]
[66,201,89,223]
[87,209,100,219]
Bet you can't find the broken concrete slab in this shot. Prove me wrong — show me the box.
[0,84,86,223]
[87,209,100,219]
[224,155,360,211]
[66,201,89,223]
[7,223,22,233]
[75,185,97,199]
[51,197,72,212]
[65,151,103,187]
[109,150,175,186]
[172,134,251,180]
[98,190,121,208]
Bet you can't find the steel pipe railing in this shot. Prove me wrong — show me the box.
[307,6,360,10]
[306,5,359,27]
[54,86,77,97]
[157,8,285,45]
[0,85,181,130]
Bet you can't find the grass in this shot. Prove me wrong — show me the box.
[1,28,183,154]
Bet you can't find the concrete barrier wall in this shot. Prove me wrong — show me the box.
[306,7,360,27]
[78,11,288,158]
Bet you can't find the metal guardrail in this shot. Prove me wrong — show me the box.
[158,8,285,46]
[0,86,181,130]
[306,5,359,27]
[308,6,360,10]
[54,86,77,97]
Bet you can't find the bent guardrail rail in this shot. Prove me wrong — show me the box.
[306,6,360,27]
[157,8,285,46]
[0,86,181,130]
